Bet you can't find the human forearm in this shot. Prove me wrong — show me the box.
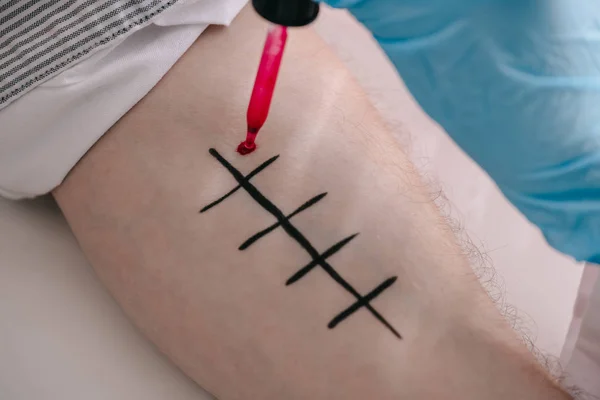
[54,6,570,399]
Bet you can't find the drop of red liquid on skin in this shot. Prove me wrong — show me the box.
[237,141,257,155]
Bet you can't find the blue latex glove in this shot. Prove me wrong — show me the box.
[324,0,600,263]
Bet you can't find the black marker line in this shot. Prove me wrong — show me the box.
[206,148,401,339]
[328,277,397,329]
[286,233,359,285]
[239,192,328,250]
[200,154,280,213]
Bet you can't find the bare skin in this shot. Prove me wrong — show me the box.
[53,6,571,400]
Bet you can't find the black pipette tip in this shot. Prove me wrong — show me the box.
[252,0,320,27]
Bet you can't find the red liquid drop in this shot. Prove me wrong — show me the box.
[237,140,257,155]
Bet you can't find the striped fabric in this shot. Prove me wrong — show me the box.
[0,0,180,109]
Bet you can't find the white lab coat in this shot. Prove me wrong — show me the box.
[0,0,245,199]
[562,265,600,395]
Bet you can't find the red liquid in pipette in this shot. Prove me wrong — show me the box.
[238,25,288,155]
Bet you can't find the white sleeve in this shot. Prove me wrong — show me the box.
[560,263,600,397]
[0,0,246,199]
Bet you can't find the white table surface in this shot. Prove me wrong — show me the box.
[0,196,214,400]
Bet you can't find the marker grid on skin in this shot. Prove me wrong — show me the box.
[201,148,401,339]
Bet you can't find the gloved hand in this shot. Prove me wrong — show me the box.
[324,0,600,263]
